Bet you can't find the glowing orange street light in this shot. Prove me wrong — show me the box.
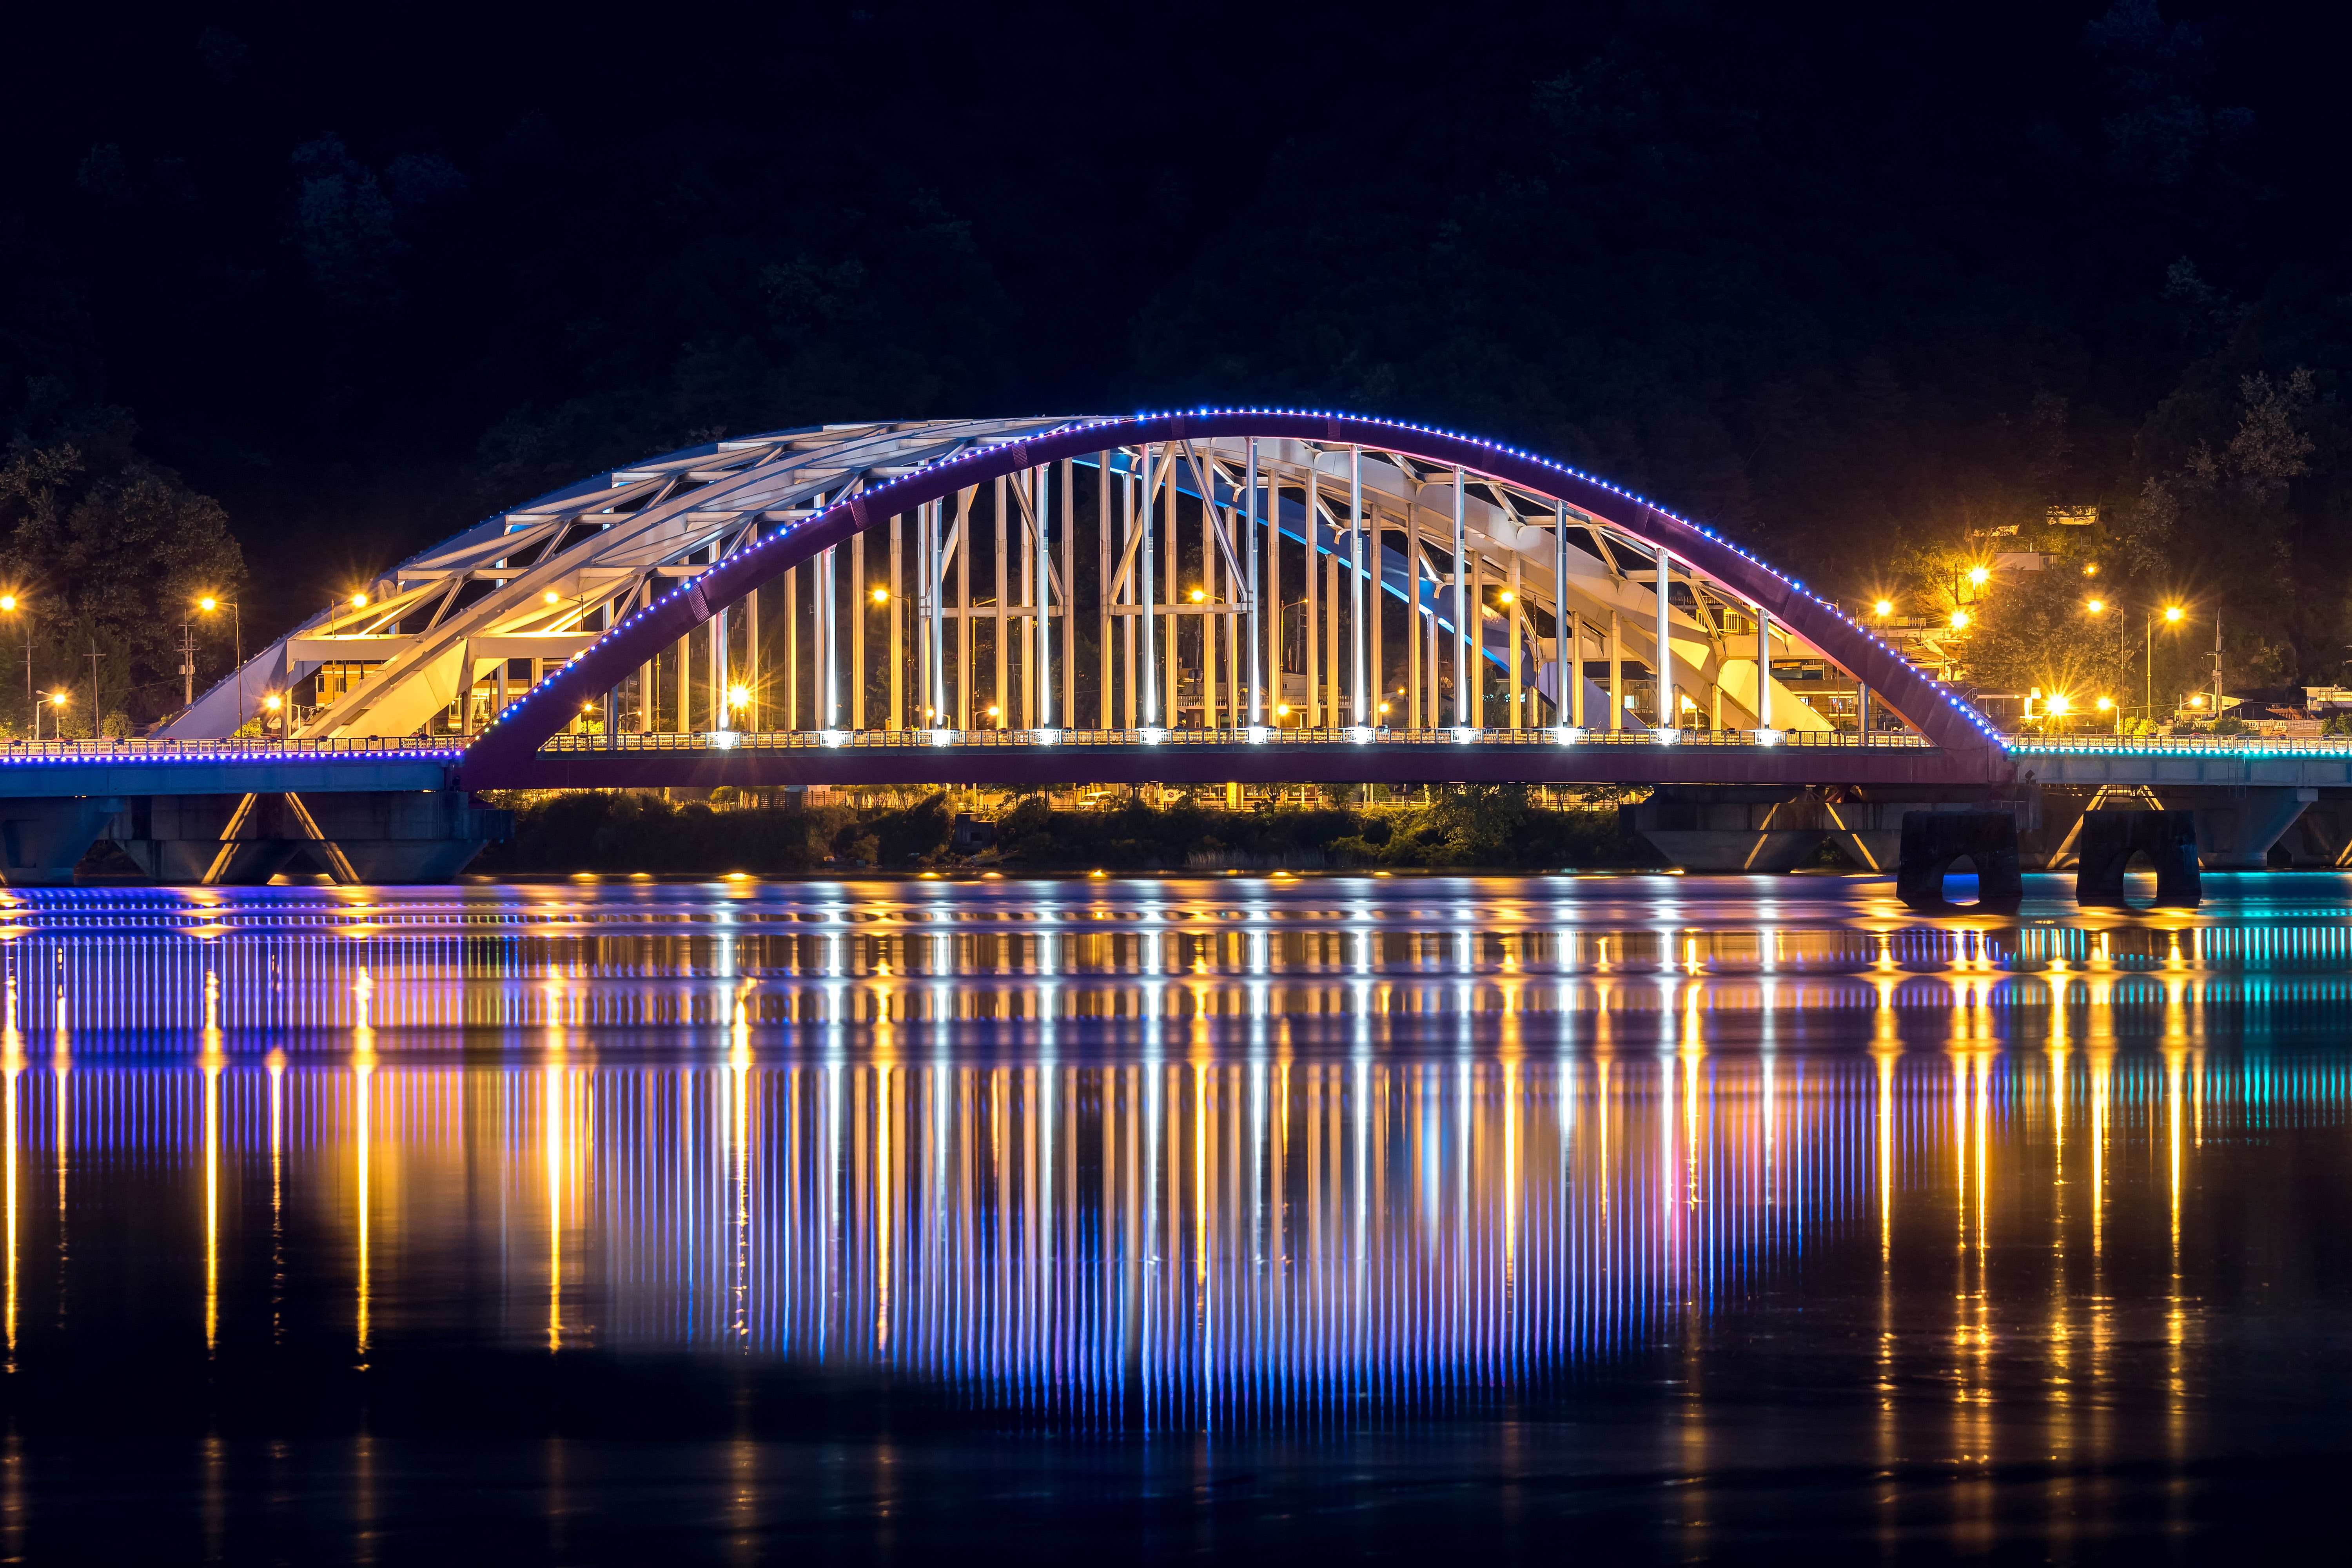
[350,592,368,609]
[2164,605,2183,623]
[1189,588,1206,604]
[2086,598,2105,614]
[1873,599,1892,617]
[871,587,889,604]
[2046,694,2072,716]
[1967,565,1990,588]
[200,595,247,727]
[1949,610,1970,630]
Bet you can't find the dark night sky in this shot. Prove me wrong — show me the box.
[4,0,2350,710]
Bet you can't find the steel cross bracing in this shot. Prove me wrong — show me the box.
[160,410,2007,788]
[160,417,1073,743]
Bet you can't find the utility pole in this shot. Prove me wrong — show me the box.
[86,639,101,739]
[2213,617,2224,719]
[178,620,197,708]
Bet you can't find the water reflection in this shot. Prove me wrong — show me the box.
[0,940,2334,1424]
[3,875,2352,1557]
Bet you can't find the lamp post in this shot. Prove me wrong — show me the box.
[0,595,25,736]
[2147,603,2182,721]
[199,597,245,739]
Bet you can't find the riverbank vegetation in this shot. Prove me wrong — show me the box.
[474,786,1652,877]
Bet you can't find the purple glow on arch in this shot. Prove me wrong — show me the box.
[469,408,2000,756]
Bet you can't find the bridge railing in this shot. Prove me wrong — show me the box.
[0,737,462,761]
[537,726,1935,754]
[2006,734,2352,756]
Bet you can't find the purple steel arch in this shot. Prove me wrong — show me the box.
[458,410,2000,784]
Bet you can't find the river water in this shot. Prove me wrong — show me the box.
[2,871,2350,1562]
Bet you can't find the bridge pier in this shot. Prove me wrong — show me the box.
[2037,785,2315,870]
[1895,811,2023,910]
[0,797,125,887]
[1626,787,1826,871]
[2281,789,2352,866]
[2176,786,2315,870]
[102,791,510,886]
[2076,809,2201,906]
[1818,791,2041,873]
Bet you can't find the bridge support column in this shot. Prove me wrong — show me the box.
[0,797,122,886]
[2076,810,2201,907]
[107,791,512,885]
[2282,789,2352,866]
[1822,792,2042,873]
[2180,786,2315,869]
[1628,787,1826,871]
[1895,811,2023,911]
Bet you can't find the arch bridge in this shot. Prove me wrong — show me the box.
[0,411,2333,882]
[181,411,2001,771]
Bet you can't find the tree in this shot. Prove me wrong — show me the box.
[1962,559,2136,712]
[0,427,245,733]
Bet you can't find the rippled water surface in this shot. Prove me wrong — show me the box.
[6,871,2352,1562]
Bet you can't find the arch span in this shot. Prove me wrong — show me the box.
[454,410,1997,784]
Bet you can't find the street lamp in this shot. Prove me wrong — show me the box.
[43,690,65,742]
[2148,603,2183,720]
[199,596,248,739]
[0,595,26,732]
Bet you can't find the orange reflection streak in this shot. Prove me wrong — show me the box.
[202,1054,220,1354]
[546,1061,564,1353]
[269,1050,284,1341]
[354,1053,373,1360]
[0,897,2292,1442]
[3,1038,16,1367]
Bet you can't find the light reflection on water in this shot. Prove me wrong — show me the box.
[4,873,2352,1557]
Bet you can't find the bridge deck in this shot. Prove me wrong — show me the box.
[504,727,2004,791]
[0,732,2341,799]
[0,740,458,799]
